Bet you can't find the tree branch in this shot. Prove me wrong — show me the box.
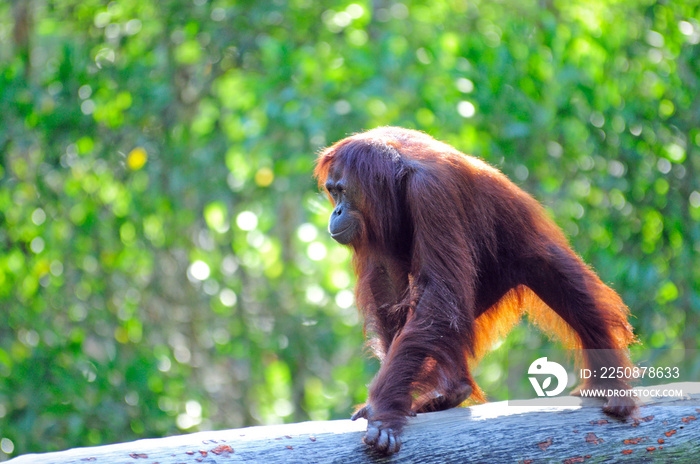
[9,382,700,463]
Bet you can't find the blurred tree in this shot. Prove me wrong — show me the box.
[0,0,698,459]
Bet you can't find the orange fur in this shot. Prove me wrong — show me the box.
[315,127,637,455]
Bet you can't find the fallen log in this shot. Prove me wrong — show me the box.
[9,382,700,463]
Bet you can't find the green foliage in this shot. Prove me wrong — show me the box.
[1,0,699,458]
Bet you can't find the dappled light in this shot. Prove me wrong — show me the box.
[1,0,699,459]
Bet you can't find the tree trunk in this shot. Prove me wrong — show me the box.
[9,382,700,463]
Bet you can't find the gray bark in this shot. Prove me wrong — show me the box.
[9,382,700,463]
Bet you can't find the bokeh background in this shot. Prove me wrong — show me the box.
[1,0,699,459]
